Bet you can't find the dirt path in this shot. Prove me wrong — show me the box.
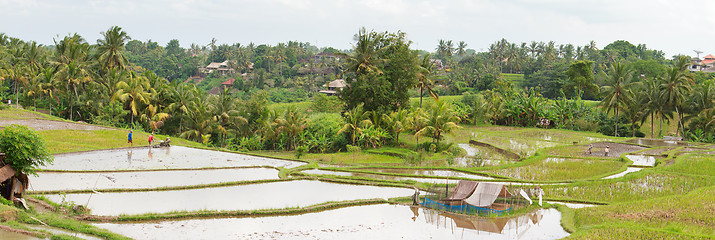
[0,119,113,131]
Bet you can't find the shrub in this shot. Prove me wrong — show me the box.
[295,145,308,159]
[0,125,53,175]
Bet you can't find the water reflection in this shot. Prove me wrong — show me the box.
[625,155,658,166]
[94,204,569,240]
[602,167,643,179]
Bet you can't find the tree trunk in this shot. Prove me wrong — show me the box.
[614,108,619,137]
[419,87,424,108]
[650,113,654,138]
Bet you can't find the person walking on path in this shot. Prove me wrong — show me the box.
[148,132,154,147]
[604,146,610,157]
[127,130,133,147]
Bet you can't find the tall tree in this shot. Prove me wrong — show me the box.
[600,61,635,137]
[96,26,131,71]
[659,64,693,137]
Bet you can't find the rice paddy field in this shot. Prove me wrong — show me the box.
[0,108,712,239]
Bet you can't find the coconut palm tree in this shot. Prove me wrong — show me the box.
[96,26,131,71]
[417,54,438,108]
[416,101,460,144]
[180,94,214,143]
[600,61,635,137]
[659,65,693,137]
[382,109,409,144]
[337,105,372,145]
[345,27,384,76]
[456,41,467,57]
[278,107,308,150]
[114,73,152,125]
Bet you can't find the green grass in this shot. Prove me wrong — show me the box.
[542,170,713,203]
[571,186,715,238]
[483,157,625,181]
[660,154,714,177]
[38,129,203,154]
[257,150,404,165]
[0,107,64,120]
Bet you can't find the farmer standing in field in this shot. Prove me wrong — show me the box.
[604,146,610,157]
[127,130,133,147]
[148,132,154,147]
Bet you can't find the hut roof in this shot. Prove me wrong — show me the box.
[0,165,16,182]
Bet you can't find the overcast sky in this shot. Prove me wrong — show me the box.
[1,0,714,58]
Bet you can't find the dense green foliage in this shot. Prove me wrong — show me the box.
[0,124,53,175]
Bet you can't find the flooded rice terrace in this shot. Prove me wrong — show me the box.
[94,204,568,240]
[303,169,466,184]
[43,180,414,216]
[45,146,305,171]
[34,146,571,239]
[30,167,279,191]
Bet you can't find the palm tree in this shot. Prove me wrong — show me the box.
[600,61,635,137]
[56,60,91,120]
[38,67,58,115]
[382,109,409,144]
[639,76,663,137]
[416,101,460,144]
[337,105,372,145]
[166,82,199,135]
[96,26,131,71]
[114,73,152,125]
[180,94,214,143]
[0,64,28,108]
[456,41,467,57]
[659,65,693,137]
[345,27,384,76]
[278,107,308,150]
[416,54,438,108]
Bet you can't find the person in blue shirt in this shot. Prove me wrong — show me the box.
[128,130,133,147]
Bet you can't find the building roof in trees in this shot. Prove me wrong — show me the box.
[702,54,715,64]
[221,78,235,85]
[325,79,347,89]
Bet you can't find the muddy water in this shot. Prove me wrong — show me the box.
[361,168,493,180]
[94,204,569,240]
[30,168,279,191]
[44,146,304,171]
[303,169,461,184]
[625,155,658,166]
[625,138,691,147]
[43,180,414,216]
[602,167,643,179]
[0,231,39,240]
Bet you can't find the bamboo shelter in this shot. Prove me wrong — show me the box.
[422,180,516,216]
[0,153,29,208]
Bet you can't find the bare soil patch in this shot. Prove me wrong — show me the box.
[583,142,647,158]
[0,119,113,131]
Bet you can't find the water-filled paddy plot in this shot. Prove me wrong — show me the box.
[45,146,305,171]
[94,204,569,240]
[30,168,279,191]
[43,180,414,216]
